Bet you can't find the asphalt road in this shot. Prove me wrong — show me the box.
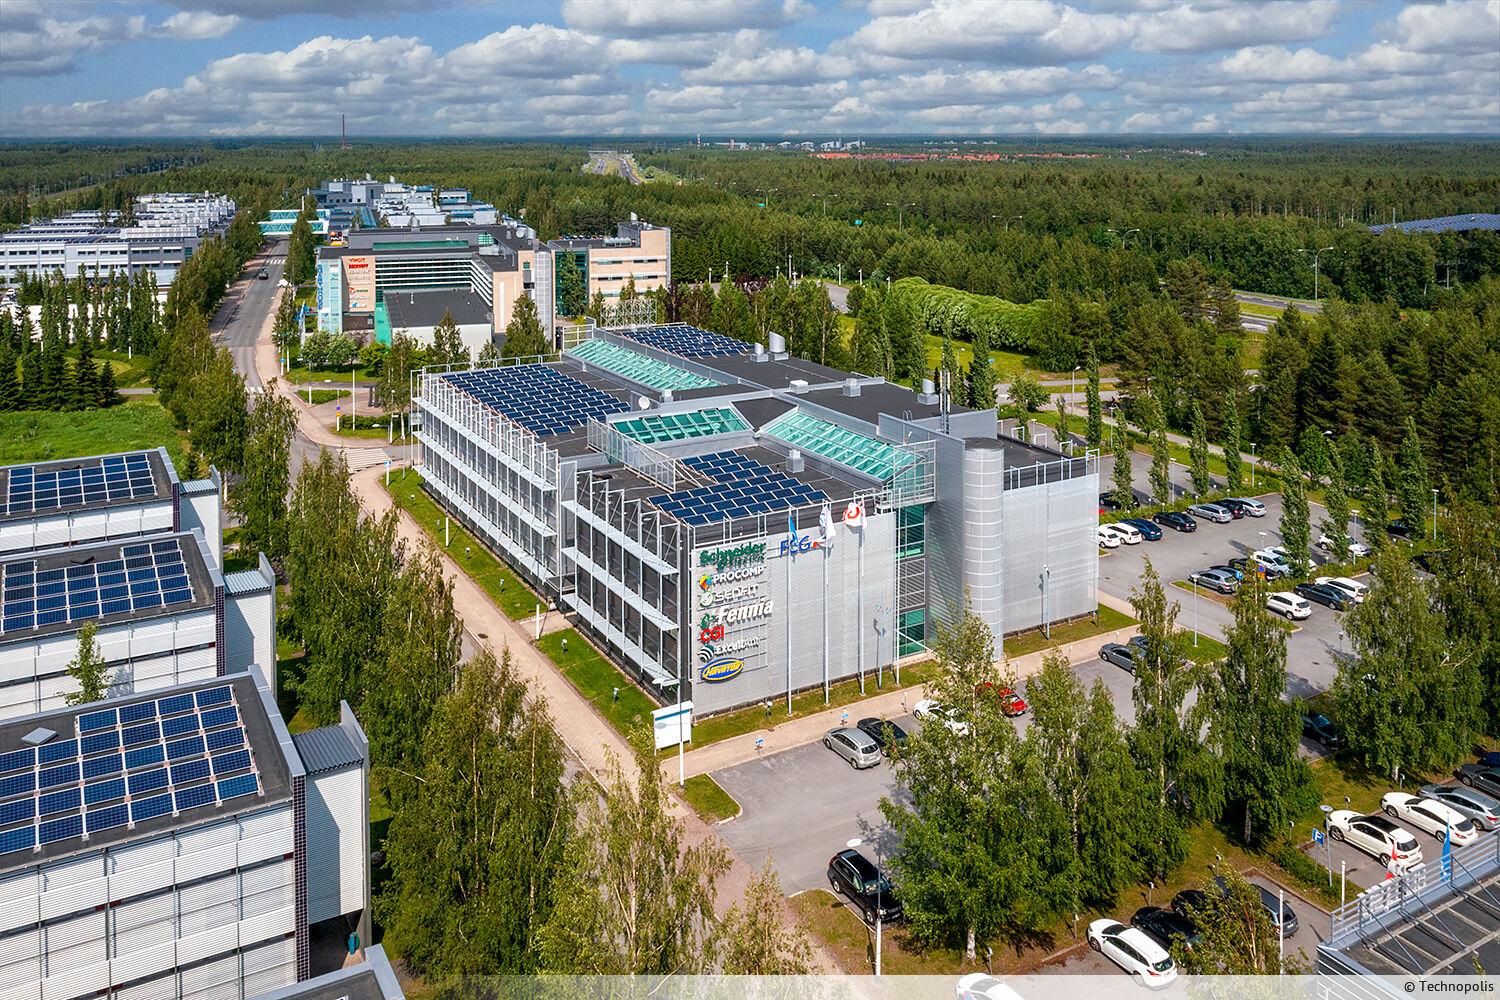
[211,241,286,391]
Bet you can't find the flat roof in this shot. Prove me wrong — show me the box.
[385,290,491,329]
[0,449,173,525]
[0,532,215,644]
[0,672,292,875]
[799,381,954,423]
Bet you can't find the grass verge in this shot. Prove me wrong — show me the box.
[1177,632,1229,664]
[1003,604,1136,658]
[382,470,540,619]
[538,628,655,742]
[0,398,187,467]
[680,659,941,752]
[677,774,739,823]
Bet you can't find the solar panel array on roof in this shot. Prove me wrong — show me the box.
[1,538,194,635]
[4,453,156,516]
[0,684,261,858]
[649,451,827,526]
[616,323,757,360]
[1371,213,1500,235]
[440,366,630,437]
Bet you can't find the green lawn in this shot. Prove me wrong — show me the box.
[284,362,379,384]
[1003,604,1136,658]
[682,659,941,751]
[333,415,408,442]
[382,470,540,620]
[298,387,349,404]
[923,334,1035,380]
[538,628,656,742]
[677,774,739,823]
[0,398,187,467]
[1178,632,1228,664]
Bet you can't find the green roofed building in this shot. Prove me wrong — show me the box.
[612,407,749,445]
[568,338,719,392]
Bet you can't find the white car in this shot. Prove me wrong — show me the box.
[1087,919,1178,988]
[1318,534,1372,559]
[1328,809,1424,870]
[1226,497,1267,517]
[1098,526,1122,549]
[1252,547,1293,575]
[956,973,1025,1000]
[913,699,971,736]
[1316,576,1369,603]
[1381,793,1480,847]
[1101,523,1141,545]
[1266,591,1312,620]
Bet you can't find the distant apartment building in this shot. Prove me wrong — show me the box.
[316,217,672,353]
[0,193,236,286]
[299,176,497,233]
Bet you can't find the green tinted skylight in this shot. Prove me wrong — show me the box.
[763,410,915,480]
[568,338,719,392]
[612,407,749,445]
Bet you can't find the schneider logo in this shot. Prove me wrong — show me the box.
[699,542,766,571]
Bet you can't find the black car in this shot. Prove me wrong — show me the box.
[1229,556,1285,581]
[1457,763,1500,798]
[1301,711,1344,751]
[257,268,269,280]
[1154,510,1197,532]
[1099,492,1124,512]
[1294,582,1351,611]
[1122,517,1163,541]
[828,848,901,924]
[857,717,909,756]
[1174,879,1296,938]
[1131,906,1201,952]
[1387,520,1416,540]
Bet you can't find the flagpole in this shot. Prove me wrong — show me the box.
[786,511,794,716]
[856,504,866,695]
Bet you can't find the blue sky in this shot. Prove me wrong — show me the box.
[1,0,1496,137]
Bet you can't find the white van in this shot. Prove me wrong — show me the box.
[1103,522,1142,545]
[1267,591,1312,620]
[1316,576,1369,603]
[1253,547,1293,575]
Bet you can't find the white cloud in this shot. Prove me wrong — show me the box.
[843,0,1133,65]
[561,0,811,37]
[1131,1,1342,53]
[160,11,241,39]
[1385,0,1500,54]
[683,45,853,85]
[0,2,147,76]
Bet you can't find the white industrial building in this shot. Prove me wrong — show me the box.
[0,194,236,286]
[0,671,372,1000]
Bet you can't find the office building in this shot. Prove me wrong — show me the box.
[0,194,236,286]
[0,671,372,1000]
[257,946,402,1000]
[258,210,330,239]
[414,322,1098,716]
[0,449,277,716]
[547,217,672,303]
[303,177,497,233]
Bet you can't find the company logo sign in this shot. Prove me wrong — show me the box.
[698,584,764,608]
[697,564,764,590]
[699,656,744,683]
[779,534,824,556]
[698,542,766,571]
[345,259,369,269]
[698,635,763,662]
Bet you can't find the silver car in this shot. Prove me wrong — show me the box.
[824,726,883,769]
[1419,783,1500,830]
[1188,502,1233,523]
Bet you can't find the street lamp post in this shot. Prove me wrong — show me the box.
[1250,442,1257,489]
[1320,805,1334,885]
[755,187,777,208]
[1431,488,1438,541]
[846,837,883,977]
[1191,576,1199,648]
[886,202,915,227]
[1297,246,1336,302]
[1042,565,1051,639]
[1109,227,1141,246]
[992,213,1024,232]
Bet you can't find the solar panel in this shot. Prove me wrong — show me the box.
[87,803,128,833]
[0,538,196,635]
[174,784,215,811]
[0,799,34,825]
[217,774,258,800]
[615,323,757,360]
[119,701,156,724]
[2,452,158,516]
[130,794,172,823]
[82,753,122,780]
[84,778,124,805]
[129,768,168,795]
[78,708,117,733]
[0,827,35,856]
[38,739,77,765]
[439,365,630,438]
[0,748,33,774]
[649,451,829,527]
[81,730,119,756]
[0,773,33,798]
[205,727,244,753]
[39,814,83,845]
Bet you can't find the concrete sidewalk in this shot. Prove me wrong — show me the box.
[670,618,1144,781]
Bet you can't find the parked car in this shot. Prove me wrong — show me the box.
[913,699,970,736]
[1102,522,1143,545]
[1381,792,1480,847]
[1419,783,1500,831]
[1315,576,1368,603]
[1130,906,1201,953]
[1168,878,1293,937]
[1231,556,1285,581]
[1457,763,1500,798]
[1099,642,1139,672]
[1087,919,1178,988]
[1317,534,1371,559]
[1122,517,1163,541]
[1154,510,1198,532]
[1478,751,1500,767]
[1266,591,1312,620]
[1387,520,1417,540]
[1252,547,1294,576]
[976,682,1028,717]
[827,848,902,924]
[1099,492,1124,512]
[1210,563,1244,581]
[1301,711,1344,751]
[1189,568,1238,594]
[1294,582,1352,611]
[1327,810,1424,870]
[823,726,883,769]
[1127,634,1186,667]
[1221,497,1267,517]
[1188,502,1233,523]
[1098,525,1122,549]
[955,974,1025,1000]
[856,717,909,756]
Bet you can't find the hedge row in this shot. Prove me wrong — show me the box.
[891,276,1048,351]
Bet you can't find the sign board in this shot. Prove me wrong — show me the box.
[652,702,693,750]
[854,219,863,226]
[1311,827,1325,846]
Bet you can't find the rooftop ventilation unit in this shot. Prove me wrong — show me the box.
[786,449,804,474]
[917,378,939,404]
[768,332,788,360]
[842,378,861,397]
[22,727,57,746]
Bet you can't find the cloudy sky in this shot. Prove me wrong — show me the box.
[1,0,1497,138]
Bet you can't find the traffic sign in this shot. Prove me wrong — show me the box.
[1312,827,1325,846]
